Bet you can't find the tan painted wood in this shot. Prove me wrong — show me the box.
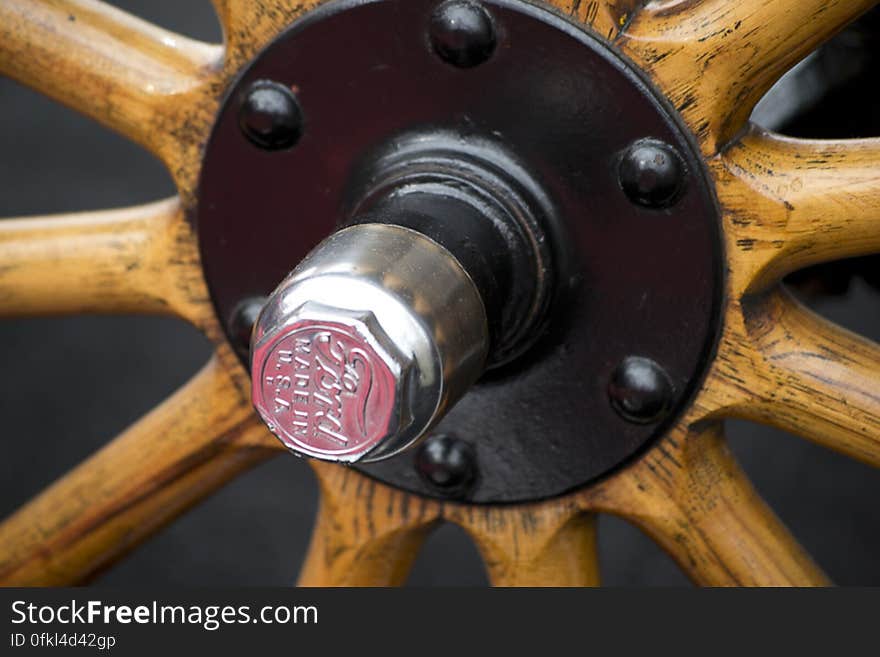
[301,462,601,586]
[660,285,880,470]
[716,128,880,294]
[449,505,600,586]
[0,199,213,328]
[685,127,880,470]
[584,422,830,586]
[0,0,223,198]
[0,1,266,586]
[727,289,880,469]
[213,0,636,68]
[550,0,639,43]
[211,1,320,68]
[212,0,636,67]
[618,0,877,153]
[0,357,280,586]
[299,464,441,586]
[303,419,823,586]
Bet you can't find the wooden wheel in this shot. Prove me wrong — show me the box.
[1,0,877,587]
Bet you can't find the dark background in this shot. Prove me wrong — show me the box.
[1,1,878,586]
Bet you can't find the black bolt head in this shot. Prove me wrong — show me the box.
[239,80,303,150]
[619,139,685,208]
[415,434,477,495]
[609,356,675,424]
[229,296,267,363]
[429,0,496,69]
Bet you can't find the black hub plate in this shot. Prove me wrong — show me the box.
[196,0,723,503]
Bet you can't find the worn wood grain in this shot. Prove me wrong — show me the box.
[0,0,224,199]
[0,357,281,586]
[584,422,830,586]
[299,465,442,586]
[618,0,877,153]
[549,0,638,42]
[211,0,320,68]
[0,199,213,328]
[728,289,880,468]
[717,128,880,294]
[304,419,824,586]
[301,462,601,586]
[450,505,600,586]
[662,284,880,468]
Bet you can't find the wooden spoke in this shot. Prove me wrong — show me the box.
[301,463,600,587]
[215,0,639,64]
[717,129,880,294]
[0,357,280,586]
[550,1,639,42]
[729,289,880,469]
[211,0,318,67]
[619,0,877,152]
[0,0,222,196]
[585,422,830,586]
[0,199,213,329]
[449,506,600,587]
[299,462,441,586]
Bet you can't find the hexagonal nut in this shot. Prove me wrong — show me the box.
[251,301,415,462]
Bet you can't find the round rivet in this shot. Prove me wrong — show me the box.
[619,139,685,208]
[229,297,266,362]
[415,434,477,494]
[239,80,303,150]
[429,0,496,69]
[608,356,675,424]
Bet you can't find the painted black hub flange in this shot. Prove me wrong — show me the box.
[196,0,723,503]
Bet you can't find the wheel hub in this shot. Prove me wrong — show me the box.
[196,0,724,503]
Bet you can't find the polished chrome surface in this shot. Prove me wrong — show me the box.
[251,224,489,462]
